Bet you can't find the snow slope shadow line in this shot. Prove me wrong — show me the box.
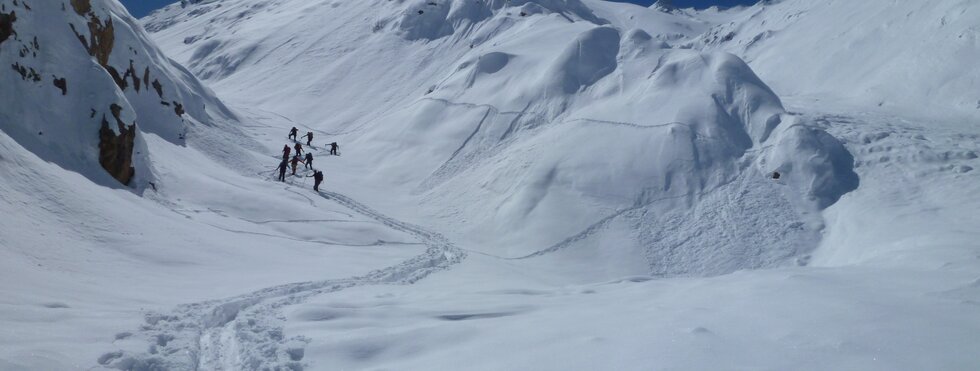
[101,188,467,370]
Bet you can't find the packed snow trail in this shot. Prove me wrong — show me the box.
[99,187,465,370]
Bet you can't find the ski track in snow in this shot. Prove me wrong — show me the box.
[99,187,466,370]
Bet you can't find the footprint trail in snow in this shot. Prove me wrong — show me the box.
[99,189,465,371]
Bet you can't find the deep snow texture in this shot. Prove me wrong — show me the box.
[1,0,978,370]
[686,0,980,118]
[143,0,857,278]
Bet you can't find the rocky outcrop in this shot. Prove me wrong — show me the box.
[98,105,136,185]
[0,9,15,48]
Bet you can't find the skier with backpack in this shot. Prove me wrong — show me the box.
[305,152,314,169]
[306,131,314,146]
[277,159,288,182]
[308,170,324,192]
[330,142,339,156]
[294,142,304,156]
[290,154,304,175]
[288,127,298,141]
[282,144,291,160]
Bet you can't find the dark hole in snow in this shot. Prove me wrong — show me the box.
[771,171,781,180]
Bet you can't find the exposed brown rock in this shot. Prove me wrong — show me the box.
[98,108,136,185]
[70,0,91,16]
[151,79,163,98]
[86,16,113,66]
[126,60,140,92]
[105,65,126,89]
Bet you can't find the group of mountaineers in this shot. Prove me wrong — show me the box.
[277,126,340,192]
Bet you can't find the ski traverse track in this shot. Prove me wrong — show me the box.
[98,189,466,371]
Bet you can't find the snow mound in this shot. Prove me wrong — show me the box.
[0,0,237,188]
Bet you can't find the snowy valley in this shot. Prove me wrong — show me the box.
[1,0,978,370]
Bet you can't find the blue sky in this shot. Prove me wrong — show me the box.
[119,0,758,18]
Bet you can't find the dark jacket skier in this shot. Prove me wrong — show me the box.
[294,143,304,156]
[289,127,298,140]
[290,155,304,175]
[305,153,314,169]
[306,132,314,146]
[330,142,339,156]
[277,159,288,182]
[309,170,324,191]
[282,144,291,160]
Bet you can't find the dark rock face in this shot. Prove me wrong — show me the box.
[0,10,15,48]
[98,109,136,185]
[53,76,67,95]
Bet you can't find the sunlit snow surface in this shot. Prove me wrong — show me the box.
[0,0,978,370]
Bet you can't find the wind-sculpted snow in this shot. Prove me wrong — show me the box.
[146,0,856,277]
[0,0,237,188]
[688,0,980,117]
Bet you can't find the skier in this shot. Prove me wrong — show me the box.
[288,127,298,140]
[282,144,291,160]
[308,170,324,192]
[294,142,304,156]
[306,131,313,146]
[276,159,288,182]
[330,142,339,156]
[290,154,304,175]
[305,152,314,169]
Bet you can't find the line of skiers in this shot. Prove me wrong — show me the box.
[277,127,340,192]
[289,127,315,146]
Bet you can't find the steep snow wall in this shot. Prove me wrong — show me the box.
[0,0,235,188]
[145,0,857,277]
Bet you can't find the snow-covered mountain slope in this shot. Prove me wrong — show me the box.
[0,1,444,369]
[143,0,857,278]
[1,0,978,370]
[0,0,240,188]
[685,0,980,118]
